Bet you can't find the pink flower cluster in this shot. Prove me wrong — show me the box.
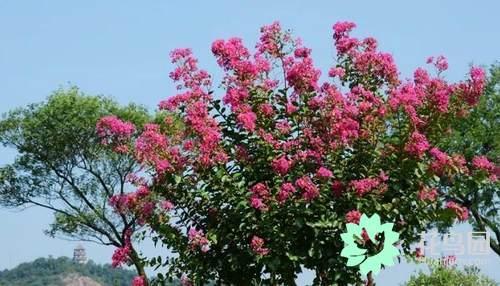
[188,227,210,253]
[160,200,174,211]
[458,66,486,106]
[250,235,270,256]
[111,230,133,268]
[271,156,292,175]
[135,124,175,174]
[256,21,288,57]
[109,185,150,215]
[186,101,227,167]
[350,177,382,196]
[237,111,257,131]
[132,276,146,286]
[249,183,270,211]
[276,182,297,203]
[286,50,321,93]
[316,166,333,179]
[169,48,211,90]
[296,176,320,201]
[159,49,227,169]
[445,201,469,221]
[428,148,467,176]
[427,55,448,72]
[345,210,362,224]
[96,116,135,152]
[417,186,438,202]
[472,155,495,172]
[405,131,430,158]
[472,155,497,181]
[333,21,398,86]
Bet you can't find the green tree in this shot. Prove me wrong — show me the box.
[0,256,137,286]
[0,87,150,278]
[403,266,498,286]
[439,64,500,256]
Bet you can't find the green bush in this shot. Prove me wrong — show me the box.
[403,266,498,286]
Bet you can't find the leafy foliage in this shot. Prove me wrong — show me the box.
[98,22,495,286]
[403,266,498,286]
[439,64,500,255]
[0,87,151,278]
[0,256,136,286]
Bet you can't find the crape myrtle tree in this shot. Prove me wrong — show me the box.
[439,64,500,256]
[97,22,495,286]
[0,87,153,280]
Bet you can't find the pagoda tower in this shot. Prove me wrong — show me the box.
[73,244,87,264]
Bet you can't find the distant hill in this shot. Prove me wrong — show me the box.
[0,256,136,286]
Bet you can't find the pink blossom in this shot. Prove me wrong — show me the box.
[296,176,319,201]
[259,103,274,116]
[250,196,267,211]
[188,227,210,252]
[345,210,362,224]
[294,47,312,58]
[389,82,424,114]
[353,51,399,85]
[276,120,291,134]
[378,171,389,182]
[256,21,283,57]
[237,111,257,131]
[169,48,211,90]
[332,21,356,39]
[418,187,438,202]
[277,182,296,203]
[135,124,174,173]
[250,183,270,198]
[224,87,249,108]
[427,79,452,113]
[111,230,133,268]
[459,66,486,106]
[286,102,298,114]
[161,200,174,211]
[472,155,495,172]
[414,68,430,85]
[350,178,380,196]
[132,276,146,286]
[405,131,430,158]
[445,201,469,221]
[316,167,333,179]
[250,235,270,256]
[96,116,135,147]
[328,67,345,78]
[111,245,130,268]
[286,56,321,93]
[271,156,292,175]
[435,55,448,72]
[250,183,270,211]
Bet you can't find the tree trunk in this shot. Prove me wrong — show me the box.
[366,272,375,286]
[471,208,500,256]
[130,248,148,286]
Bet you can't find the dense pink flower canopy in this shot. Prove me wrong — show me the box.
[96,20,495,285]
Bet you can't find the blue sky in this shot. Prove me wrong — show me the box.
[0,1,499,284]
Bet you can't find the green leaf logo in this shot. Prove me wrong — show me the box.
[340,213,400,276]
